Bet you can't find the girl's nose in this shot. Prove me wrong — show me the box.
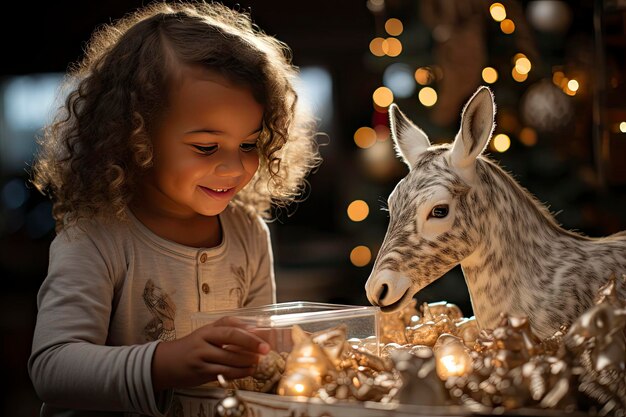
[215,151,245,177]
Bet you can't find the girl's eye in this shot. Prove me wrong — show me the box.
[240,142,258,152]
[193,145,218,155]
[428,204,449,219]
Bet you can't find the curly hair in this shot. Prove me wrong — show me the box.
[31,1,321,231]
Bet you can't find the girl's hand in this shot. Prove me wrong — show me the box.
[151,316,270,391]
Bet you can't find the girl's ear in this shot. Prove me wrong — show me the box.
[449,86,496,172]
[389,103,431,170]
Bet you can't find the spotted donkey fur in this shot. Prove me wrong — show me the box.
[365,86,626,339]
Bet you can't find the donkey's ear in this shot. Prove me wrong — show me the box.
[389,103,431,170]
[450,86,495,170]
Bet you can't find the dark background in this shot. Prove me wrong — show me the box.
[1,0,625,415]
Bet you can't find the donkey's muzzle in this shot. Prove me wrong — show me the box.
[365,269,412,310]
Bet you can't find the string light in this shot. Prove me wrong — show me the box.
[492,134,511,152]
[568,79,580,91]
[373,87,394,107]
[383,37,402,57]
[512,67,528,82]
[515,57,532,75]
[552,71,565,86]
[354,127,377,148]
[414,67,433,85]
[500,19,515,34]
[620,122,626,133]
[418,87,437,107]
[347,200,370,222]
[482,67,498,84]
[519,127,538,146]
[490,3,507,22]
[369,37,385,57]
[350,246,372,267]
[385,18,403,36]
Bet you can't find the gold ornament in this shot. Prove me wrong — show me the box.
[215,375,248,417]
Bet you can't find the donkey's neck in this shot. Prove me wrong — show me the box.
[460,159,590,332]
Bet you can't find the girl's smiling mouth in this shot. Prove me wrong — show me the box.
[198,185,236,199]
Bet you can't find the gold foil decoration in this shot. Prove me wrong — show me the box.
[392,348,450,406]
[276,325,334,397]
[564,274,626,414]
[379,299,419,344]
[433,333,473,379]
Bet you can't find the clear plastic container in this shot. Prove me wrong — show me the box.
[191,301,380,355]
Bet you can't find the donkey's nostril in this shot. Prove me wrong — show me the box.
[378,284,389,302]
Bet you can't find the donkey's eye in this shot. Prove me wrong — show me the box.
[429,204,449,219]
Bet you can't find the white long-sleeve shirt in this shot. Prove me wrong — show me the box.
[28,204,276,417]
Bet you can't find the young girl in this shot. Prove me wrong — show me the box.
[28,2,321,416]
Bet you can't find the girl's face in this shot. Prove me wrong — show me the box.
[144,66,263,218]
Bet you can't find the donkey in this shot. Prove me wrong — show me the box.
[365,86,626,339]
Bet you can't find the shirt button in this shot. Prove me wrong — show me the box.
[201,283,210,294]
[200,253,208,263]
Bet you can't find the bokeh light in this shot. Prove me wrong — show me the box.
[383,37,402,57]
[414,67,433,85]
[350,245,372,267]
[373,87,394,107]
[567,79,579,92]
[385,18,403,36]
[383,63,415,98]
[519,127,538,146]
[619,122,626,133]
[490,3,507,22]
[369,37,385,57]
[492,134,511,152]
[354,126,377,149]
[375,124,390,141]
[553,71,565,86]
[515,57,532,74]
[500,19,515,34]
[347,200,370,222]
[482,67,498,84]
[418,87,438,107]
[512,67,528,82]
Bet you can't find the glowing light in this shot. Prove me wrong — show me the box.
[515,57,532,74]
[383,63,415,98]
[513,53,527,62]
[385,18,403,36]
[620,122,626,133]
[552,71,565,86]
[440,355,466,376]
[433,335,473,379]
[382,37,402,57]
[347,200,370,222]
[500,19,515,34]
[490,3,507,22]
[519,127,538,146]
[375,124,390,141]
[493,134,511,152]
[294,384,305,394]
[414,67,433,85]
[373,87,394,107]
[418,87,438,107]
[482,67,498,84]
[563,79,578,96]
[354,127,377,149]
[369,37,386,57]
[511,67,528,82]
[350,246,372,267]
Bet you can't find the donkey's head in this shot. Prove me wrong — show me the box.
[365,86,496,312]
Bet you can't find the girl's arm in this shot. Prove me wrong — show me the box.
[28,229,171,416]
[243,217,276,307]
